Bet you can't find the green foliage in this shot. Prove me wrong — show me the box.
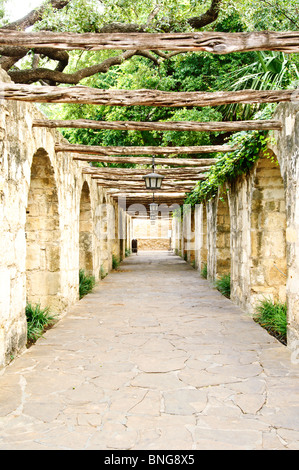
[215,274,231,298]
[35,0,105,33]
[219,51,299,120]
[253,298,287,344]
[201,263,208,279]
[125,249,131,257]
[26,303,57,345]
[32,0,299,35]
[185,103,275,207]
[79,269,95,298]
[185,130,269,205]
[231,0,299,31]
[112,254,120,269]
[0,0,4,21]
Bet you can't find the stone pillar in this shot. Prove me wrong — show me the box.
[216,190,231,278]
[250,154,287,306]
[270,101,299,347]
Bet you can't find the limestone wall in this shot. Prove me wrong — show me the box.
[173,100,299,348]
[0,67,129,368]
[137,239,170,251]
[269,101,299,345]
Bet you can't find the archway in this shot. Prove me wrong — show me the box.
[250,153,287,305]
[25,149,61,311]
[79,181,93,275]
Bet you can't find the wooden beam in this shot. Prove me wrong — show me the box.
[82,167,212,175]
[96,182,195,190]
[74,155,216,167]
[1,30,299,53]
[55,143,234,155]
[110,192,185,197]
[0,83,294,107]
[33,118,283,132]
[100,183,191,191]
[90,174,206,182]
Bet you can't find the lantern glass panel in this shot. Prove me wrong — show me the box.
[143,172,164,190]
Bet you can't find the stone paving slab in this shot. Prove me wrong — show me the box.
[0,251,298,450]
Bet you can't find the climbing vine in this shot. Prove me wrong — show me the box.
[184,107,275,206]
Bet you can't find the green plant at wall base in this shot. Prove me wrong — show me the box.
[253,298,287,344]
[79,269,95,299]
[215,274,231,299]
[125,249,131,257]
[26,303,57,345]
[201,263,208,279]
[112,254,120,270]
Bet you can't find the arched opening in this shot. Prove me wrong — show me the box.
[250,153,287,305]
[216,191,231,278]
[25,149,61,311]
[79,182,93,275]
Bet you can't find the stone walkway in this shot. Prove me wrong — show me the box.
[0,252,298,450]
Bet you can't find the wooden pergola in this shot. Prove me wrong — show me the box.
[0,30,292,218]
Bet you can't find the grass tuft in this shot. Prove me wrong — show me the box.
[215,274,231,299]
[112,254,120,270]
[79,269,95,299]
[26,303,57,345]
[254,298,287,344]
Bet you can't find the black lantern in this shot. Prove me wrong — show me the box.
[143,156,164,191]
[143,171,164,190]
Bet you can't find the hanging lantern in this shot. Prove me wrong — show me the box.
[149,202,159,214]
[143,156,164,190]
[143,172,164,191]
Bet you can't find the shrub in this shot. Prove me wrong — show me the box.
[254,298,287,344]
[215,274,231,298]
[112,254,120,269]
[26,303,56,345]
[79,269,95,299]
[125,249,131,257]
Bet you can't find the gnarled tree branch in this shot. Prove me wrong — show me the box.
[8,50,137,84]
[0,0,71,31]
[0,0,223,85]
[188,0,222,29]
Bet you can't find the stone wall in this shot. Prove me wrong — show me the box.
[0,67,130,368]
[269,100,299,346]
[132,218,171,251]
[137,239,170,251]
[172,100,299,348]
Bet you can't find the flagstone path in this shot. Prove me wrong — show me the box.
[0,252,298,450]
